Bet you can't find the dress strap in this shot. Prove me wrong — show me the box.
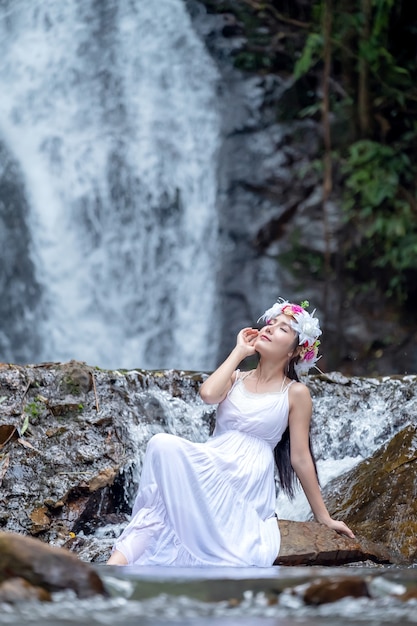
[228,369,252,395]
[283,379,296,393]
[226,369,242,395]
[234,369,254,381]
[235,371,295,395]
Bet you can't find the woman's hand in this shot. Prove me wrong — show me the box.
[236,327,259,358]
[199,327,259,405]
[323,518,355,539]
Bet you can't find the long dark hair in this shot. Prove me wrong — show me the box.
[273,352,319,499]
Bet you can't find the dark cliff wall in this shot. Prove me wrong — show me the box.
[187,0,417,376]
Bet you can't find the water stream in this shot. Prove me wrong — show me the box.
[1,566,417,626]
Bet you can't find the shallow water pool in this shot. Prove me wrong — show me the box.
[2,565,417,626]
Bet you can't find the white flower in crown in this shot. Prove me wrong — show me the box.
[293,310,322,347]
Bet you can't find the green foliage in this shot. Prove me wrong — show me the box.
[24,399,43,420]
[21,397,45,436]
[203,0,417,302]
[294,0,416,116]
[342,140,410,211]
[234,50,272,72]
[294,33,323,79]
[341,139,417,299]
[292,0,417,302]
[20,413,29,436]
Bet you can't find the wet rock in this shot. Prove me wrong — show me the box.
[399,587,417,602]
[0,577,51,603]
[0,363,133,542]
[0,532,106,598]
[324,424,417,564]
[58,361,94,396]
[302,576,371,605]
[29,505,51,535]
[276,520,391,566]
[1,364,417,566]
[88,467,117,491]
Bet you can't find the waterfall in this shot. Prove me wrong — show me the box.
[0,0,221,370]
[276,375,416,520]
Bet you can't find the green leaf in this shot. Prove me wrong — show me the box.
[294,33,323,79]
[20,414,29,436]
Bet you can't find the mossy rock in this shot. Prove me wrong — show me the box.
[324,424,417,563]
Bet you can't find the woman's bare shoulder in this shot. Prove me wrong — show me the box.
[288,380,312,400]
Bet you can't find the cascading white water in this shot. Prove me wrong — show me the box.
[0,0,220,370]
[277,375,416,520]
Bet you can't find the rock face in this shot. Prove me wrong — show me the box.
[0,362,416,566]
[324,423,417,564]
[0,362,211,548]
[0,142,44,364]
[187,1,417,378]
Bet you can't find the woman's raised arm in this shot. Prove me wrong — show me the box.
[199,327,259,405]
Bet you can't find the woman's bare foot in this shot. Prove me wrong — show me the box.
[106,549,128,565]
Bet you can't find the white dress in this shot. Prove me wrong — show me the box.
[113,371,292,566]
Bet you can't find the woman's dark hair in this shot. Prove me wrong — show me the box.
[273,350,319,499]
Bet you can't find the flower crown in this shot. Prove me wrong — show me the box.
[258,298,322,376]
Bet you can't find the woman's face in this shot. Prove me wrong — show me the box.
[255,314,298,356]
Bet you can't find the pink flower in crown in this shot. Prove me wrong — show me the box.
[283,304,304,315]
[304,349,316,362]
[301,339,320,360]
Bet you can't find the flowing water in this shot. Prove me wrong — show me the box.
[1,566,417,625]
[0,0,220,370]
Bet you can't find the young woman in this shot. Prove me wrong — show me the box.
[107,298,354,566]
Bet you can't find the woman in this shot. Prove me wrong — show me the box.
[107,298,354,566]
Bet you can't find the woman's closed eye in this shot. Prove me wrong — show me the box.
[277,322,293,333]
[265,320,288,331]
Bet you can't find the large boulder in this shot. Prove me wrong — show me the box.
[0,532,106,599]
[324,424,417,564]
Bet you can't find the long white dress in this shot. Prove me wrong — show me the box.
[113,371,292,566]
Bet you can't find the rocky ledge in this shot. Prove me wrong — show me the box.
[0,361,416,583]
[275,520,390,566]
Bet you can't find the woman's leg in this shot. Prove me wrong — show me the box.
[106,434,180,566]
